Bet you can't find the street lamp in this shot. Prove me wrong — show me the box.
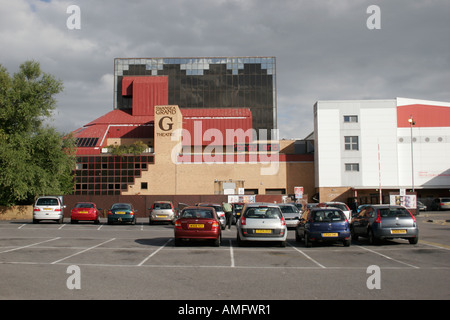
[408,115,415,192]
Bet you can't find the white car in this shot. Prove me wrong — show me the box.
[321,202,352,222]
[33,196,66,224]
[236,203,287,247]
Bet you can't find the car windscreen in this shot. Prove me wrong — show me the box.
[112,204,131,210]
[279,205,299,213]
[379,207,411,218]
[36,198,59,206]
[75,203,94,208]
[153,203,172,209]
[244,207,281,219]
[327,204,347,211]
[181,209,213,219]
[312,210,346,222]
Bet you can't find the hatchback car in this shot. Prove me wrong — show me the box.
[149,201,175,224]
[278,203,301,229]
[236,203,287,247]
[351,205,419,244]
[107,203,136,225]
[33,196,66,224]
[174,206,222,246]
[71,202,101,224]
[197,203,226,229]
[296,207,351,247]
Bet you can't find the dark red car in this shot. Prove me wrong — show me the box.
[174,206,221,246]
[71,202,102,224]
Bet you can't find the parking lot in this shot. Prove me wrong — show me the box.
[1,212,449,301]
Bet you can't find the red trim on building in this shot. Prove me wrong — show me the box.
[397,104,450,128]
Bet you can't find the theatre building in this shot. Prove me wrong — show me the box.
[71,58,314,200]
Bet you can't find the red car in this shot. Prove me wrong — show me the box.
[71,202,102,224]
[174,206,222,246]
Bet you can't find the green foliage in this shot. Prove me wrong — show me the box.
[107,140,148,156]
[0,61,76,206]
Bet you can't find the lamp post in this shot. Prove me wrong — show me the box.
[408,115,415,192]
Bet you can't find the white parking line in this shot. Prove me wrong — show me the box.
[137,238,172,266]
[288,243,326,269]
[51,238,116,264]
[357,245,420,269]
[0,237,61,254]
[229,240,235,267]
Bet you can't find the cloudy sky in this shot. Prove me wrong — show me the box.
[1,0,449,139]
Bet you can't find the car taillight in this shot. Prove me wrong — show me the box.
[130,211,134,215]
[33,208,40,211]
[108,210,112,215]
[280,216,286,226]
[212,221,219,230]
[55,208,61,212]
[175,220,182,229]
[374,212,381,224]
[240,216,246,226]
[407,210,416,223]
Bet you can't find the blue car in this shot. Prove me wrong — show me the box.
[296,207,351,247]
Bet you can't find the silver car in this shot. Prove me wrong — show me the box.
[197,203,226,230]
[33,196,66,224]
[278,203,301,229]
[149,201,175,224]
[236,203,287,247]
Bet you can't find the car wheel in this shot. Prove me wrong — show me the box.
[174,238,182,246]
[343,239,351,247]
[350,227,358,241]
[237,232,244,247]
[409,236,419,244]
[279,240,286,247]
[295,230,301,242]
[304,233,312,247]
[213,237,221,247]
[368,229,379,245]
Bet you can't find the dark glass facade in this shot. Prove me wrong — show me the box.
[74,155,154,195]
[114,57,276,138]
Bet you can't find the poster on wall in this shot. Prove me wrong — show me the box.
[389,194,416,209]
[228,195,256,204]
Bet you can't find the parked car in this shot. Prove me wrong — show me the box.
[351,205,419,245]
[107,203,136,225]
[236,203,287,247]
[174,206,222,246]
[319,202,352,222]
[278,203,301,229]
[71,202,101,224]
[33,196,66,224]
[196,203,226,229]
[416,201,427,211]
[296,207,351,247]
[431,198,450,211]
[149,201,175,224]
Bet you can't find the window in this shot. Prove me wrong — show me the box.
[141,182,148,190]
[344,136,359,150]
[345,163,360,172]
[344,115,358,123]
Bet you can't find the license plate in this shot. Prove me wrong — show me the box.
[156,215,166,218]
[44,208,52,211]
[189,224,204,228]
[79,211,88,214]
[116,211,126,214]
[391,229,407,234]
[322,233,338,237]
[255,229,272,234]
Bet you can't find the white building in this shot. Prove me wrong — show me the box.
[314,97,450,205]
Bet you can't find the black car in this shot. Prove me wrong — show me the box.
[351,205,419,245]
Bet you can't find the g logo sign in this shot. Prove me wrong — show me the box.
[159,116,173,132]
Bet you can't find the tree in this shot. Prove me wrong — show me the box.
[0,61,76,206]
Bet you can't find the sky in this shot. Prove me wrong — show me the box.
[1,0,449,140]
